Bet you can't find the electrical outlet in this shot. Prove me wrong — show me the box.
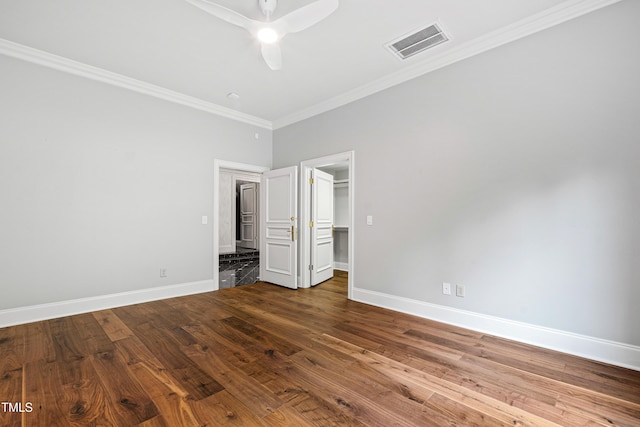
[442,282,452,295]
[456,284,465,297]
[160,268,167,278]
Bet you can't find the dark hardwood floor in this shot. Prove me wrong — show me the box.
[1,271,639,426]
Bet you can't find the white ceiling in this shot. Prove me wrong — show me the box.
[0,0,619,128]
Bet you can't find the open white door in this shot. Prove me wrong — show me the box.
[311,168,334,285]
[260,166,298,289]
[239,183,257,249]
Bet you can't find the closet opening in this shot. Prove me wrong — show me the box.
[299,151,354,298]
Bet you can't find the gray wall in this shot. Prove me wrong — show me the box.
[273,1,640,345]
[0,55,272,310]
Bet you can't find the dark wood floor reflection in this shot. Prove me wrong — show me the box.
[1,271,639,426]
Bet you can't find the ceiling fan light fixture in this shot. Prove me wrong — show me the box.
[257,27,279,44]
[185,0,339,69]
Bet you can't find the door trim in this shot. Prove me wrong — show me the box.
[213,159,269,290]
[299,151,355,299]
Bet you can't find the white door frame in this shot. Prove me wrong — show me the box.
[213,159,269,290]
[300,151,355,299]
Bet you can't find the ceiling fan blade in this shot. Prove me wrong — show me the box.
[275,0,339,34]
[261,42,282,70]
[185,0,256,30]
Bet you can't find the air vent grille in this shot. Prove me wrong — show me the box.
[386,24,449,60]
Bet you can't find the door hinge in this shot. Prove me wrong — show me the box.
[309,178,314,185]
[309,264,313,271]
[309,221,314,227]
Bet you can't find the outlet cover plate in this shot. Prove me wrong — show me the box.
[442,282,452,295]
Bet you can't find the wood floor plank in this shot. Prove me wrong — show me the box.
[562,359,640,401]
[23,359,73,427]
[221,316,303,357]
[203,365,285,418]
[267,393,367,426]
[317,333,563,427]
[135,415,171,427]
[238,360,311,405]
[44,316,126,425]
[458,353,640,426]
[145,340,223,400]
[425,392,506,426]
[468,335,640,406]
[261,349,417,427]
[125,351,207,426]
[263,401,323,427]
[163,294,234,321]
[3,273,639,426]
[333,320,457,378]
[199,317,269,360]
[89,351,159,425]
[297,344,435,407]
[185,321,327,419]
[181,324,256,374]
[112,309,224,401]
[556,391,640,426]
[192,390,267,426]
[289,348,456,427]
[66,313,159,425]
[342,317,466,361]
[92,309,135,342]
[0,325,24,427]
[22,321,55,364]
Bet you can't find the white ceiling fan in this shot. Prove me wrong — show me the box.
[185,0,339,70]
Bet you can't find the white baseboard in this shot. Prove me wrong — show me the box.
[334,262,349,271]
[0,280,214,328]
[352,287,640,371]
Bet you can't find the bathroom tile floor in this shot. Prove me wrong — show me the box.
[219,250,259,289]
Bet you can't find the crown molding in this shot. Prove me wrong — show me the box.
[0,38,272,130]
[0,0,621,131]
[272,0,622,129]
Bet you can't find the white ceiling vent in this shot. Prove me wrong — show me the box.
[386,23,449,60]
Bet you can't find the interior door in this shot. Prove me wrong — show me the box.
[311,168,334,285]
[239,183,257,249]
[260,166,298,289]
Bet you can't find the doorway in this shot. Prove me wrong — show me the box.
[213,153,354,297]
[219,177,260,288]
[213,160,269,290]
[237,181,258,250]
[300,151,354,299]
